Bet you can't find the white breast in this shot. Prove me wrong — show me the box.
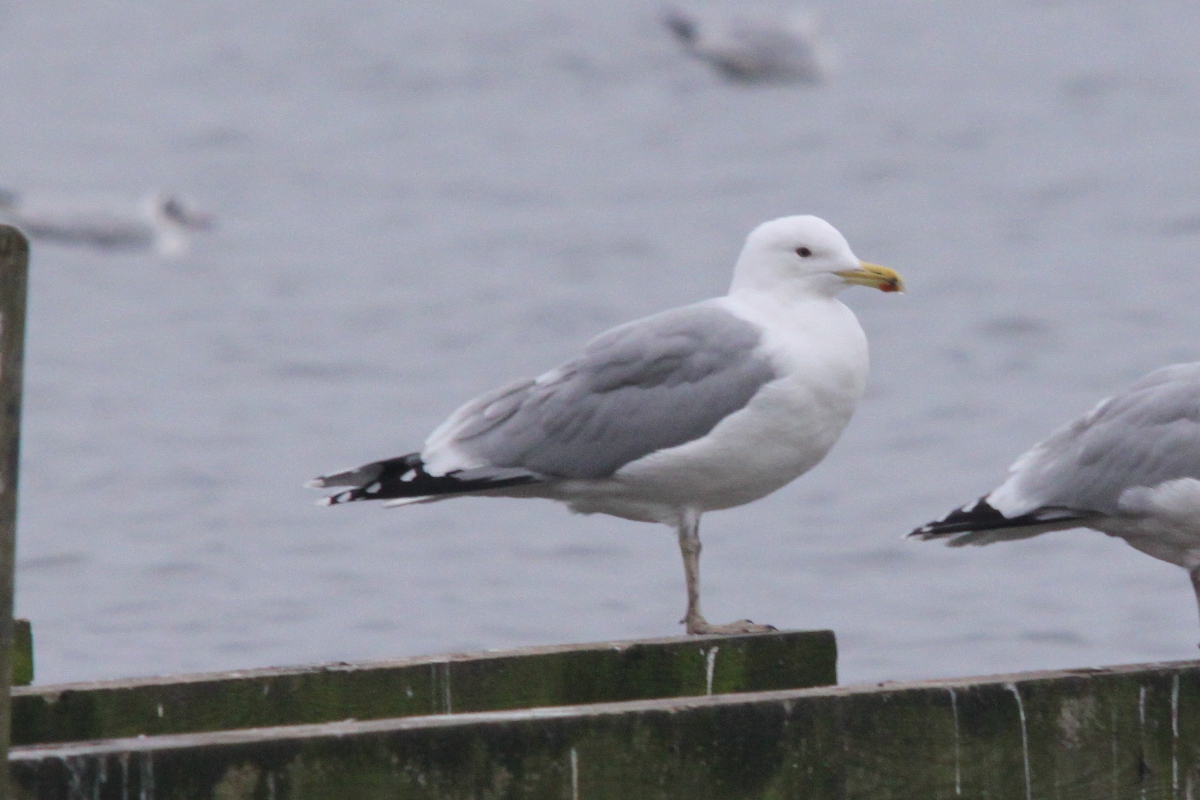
[608,292,868,512]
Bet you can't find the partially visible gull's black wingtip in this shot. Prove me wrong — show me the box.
[908,496,1006,540]
[909,496,1091,546]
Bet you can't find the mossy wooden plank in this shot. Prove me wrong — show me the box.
[0,226,29,800]
[11,619,30,687]
[11,629,834,745]
[12,659,1200,800]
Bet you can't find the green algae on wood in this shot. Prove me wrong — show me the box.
[12,659,1200,800]
[12,618,31,686]
[0,226,28,800]
[12,629,834,745]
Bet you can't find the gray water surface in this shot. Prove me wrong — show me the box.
[3,0,1200,685]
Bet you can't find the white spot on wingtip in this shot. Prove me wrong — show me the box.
[319,491,354,506]
[304,478,326,489]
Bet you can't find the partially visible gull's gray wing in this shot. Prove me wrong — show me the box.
[996,362,1200,515]
[912,362,1200,544]
[424,302,777,479]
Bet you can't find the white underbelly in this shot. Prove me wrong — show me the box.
[577,368,861,517]
[1103,478,1200,570]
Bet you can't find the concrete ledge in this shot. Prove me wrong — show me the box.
[12,629,834,745]
[12,658,1200,799]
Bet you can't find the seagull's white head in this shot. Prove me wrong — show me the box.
[729,215,903,298]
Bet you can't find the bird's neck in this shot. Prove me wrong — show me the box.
[723,285,852,335]
[728,270,842,304]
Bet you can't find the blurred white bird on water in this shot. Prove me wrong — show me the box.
[0,189,215,257]
[662,5,832,84]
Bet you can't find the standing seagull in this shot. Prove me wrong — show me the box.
[912,362,1200,639]
[309,215,903,634]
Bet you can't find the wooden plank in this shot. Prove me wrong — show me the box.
[12,629,835,745]
[0,226,29,800]
[11,659,1200,799]
[11,620,31,687]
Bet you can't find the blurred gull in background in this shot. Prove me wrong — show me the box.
[662,5,831,84]
[310,215,902,636]
[0,189,214,257]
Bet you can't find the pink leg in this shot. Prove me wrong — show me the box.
[675,510,775,636]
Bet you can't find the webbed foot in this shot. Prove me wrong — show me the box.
[684,617,777,635]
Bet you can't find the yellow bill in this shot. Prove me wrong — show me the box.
[834,262,904,293]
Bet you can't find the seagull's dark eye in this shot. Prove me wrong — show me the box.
[796,247,812,258]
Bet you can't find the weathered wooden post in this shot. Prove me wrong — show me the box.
[0,226,28,800]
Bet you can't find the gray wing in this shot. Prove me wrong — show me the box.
[428,303,777,480]
[997,362,1200,515]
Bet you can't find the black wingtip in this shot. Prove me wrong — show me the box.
[313,453,541,506]
[909,496,1089,542]
[908,495,1007,539]
[317,491,355,507]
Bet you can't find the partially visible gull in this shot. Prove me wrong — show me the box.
[912,362,1200,640]
[310,215,903,635]
[662,6,830,84]
[0,189,214,257]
